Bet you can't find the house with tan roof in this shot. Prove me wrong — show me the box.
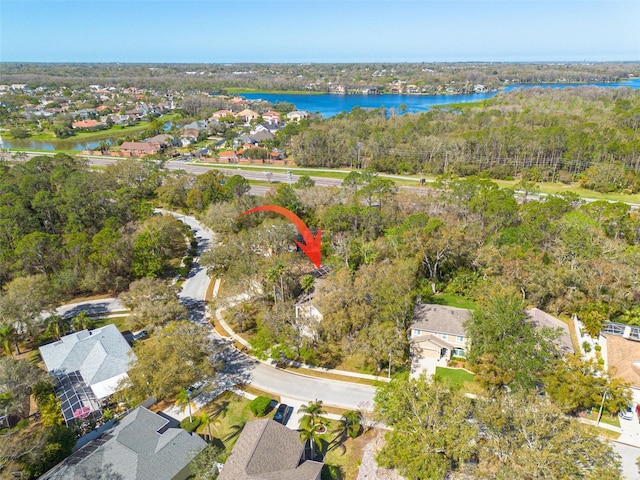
[119,141,160,157]
[236,109,259,123]
[219,419,323,480]
[210,109,234,120]
[409,304,470,376]
[286,110,310,122]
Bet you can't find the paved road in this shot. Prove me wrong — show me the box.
[157,210,215,325]
[167,211,376,410]
[56,297,125,319]
[12,152,640,209]
[216,346,375,410]
[612,441,640,479]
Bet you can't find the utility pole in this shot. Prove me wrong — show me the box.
[596,387,609,425]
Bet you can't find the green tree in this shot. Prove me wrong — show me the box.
[190,444,223,480]
[464,294,560,392]
[223,174,250,198]
[300,274,315,297]
[355,177,398,209]
[299,399,326,427]
[0,323,15,356]
[118,277,188,330]
[374,376,477,480]
[0,357,51,417]
[120,321,216,404]
[45,314,70,340]
[543,355,632,415]
[266,262,286,306]
[131,214,186,278]
[294,175,315,189]
[340,410,363,438]
[0,274,57,350]
[175,387,195,422]
[473,393,622,479]
[71,311,93,331]
[268,184,304,217]
[198,412,219,442]
[299,420,323,461]
[580,302,608,338]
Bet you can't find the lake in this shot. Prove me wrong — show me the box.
[3,80,639,151]
[241,79,640,118]
[1,137,119,152]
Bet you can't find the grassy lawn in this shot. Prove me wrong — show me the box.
[583,410,621,428]
[317,420,372,480]
[91,315,131,332]
[435,366,475,388]
[431,293,477,310]
[583,424,621,440]
[281,365,381,386]
[205,163,352,180]
[188,392,369,478]
[193,391,255,454]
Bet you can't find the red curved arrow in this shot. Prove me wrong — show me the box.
[240,205,322,268]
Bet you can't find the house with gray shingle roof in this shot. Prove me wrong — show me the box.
[219,418,323,480]
[526,308,574,355]
[410,303,574,376]
[41,407,207,480]
[39,324,135,424]
[409,304,470,376]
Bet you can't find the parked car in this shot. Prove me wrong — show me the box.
[619,404,633,421]
[187,381,204,395]
[273,403,292,425]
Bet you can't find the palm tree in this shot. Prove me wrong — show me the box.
[299,422,323,461]
[199,412,220,442]
[0,324,15,356]
[96,140,111,153]
[299,399,326,426]
[340,410,363,438]
[266,262,286,305]
[300,274,315,300]
[45,315,69,340]
[175,387,195,422]
[72,311,93,332]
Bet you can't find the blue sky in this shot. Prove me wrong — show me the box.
[1,1,638,63]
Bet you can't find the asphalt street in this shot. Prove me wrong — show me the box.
[169,212,377,410]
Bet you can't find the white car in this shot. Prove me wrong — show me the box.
[619,404,633,421]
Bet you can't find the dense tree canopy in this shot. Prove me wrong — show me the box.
[289,88,640,193]
[119,321,217,404]
[375,377,622,480]
[464,295,560,393]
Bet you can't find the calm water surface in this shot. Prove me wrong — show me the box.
[242,79,640,118]
[4,80,639,151]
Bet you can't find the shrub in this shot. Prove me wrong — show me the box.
[249,396,272,417]
[180,416,202,433]
[594,344,602,352]
[582,341,592,353]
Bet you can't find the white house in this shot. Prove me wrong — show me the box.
[409,304,470,377]
[39,324,135,424]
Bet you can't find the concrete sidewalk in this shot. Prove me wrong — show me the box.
[213,284,390,384]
